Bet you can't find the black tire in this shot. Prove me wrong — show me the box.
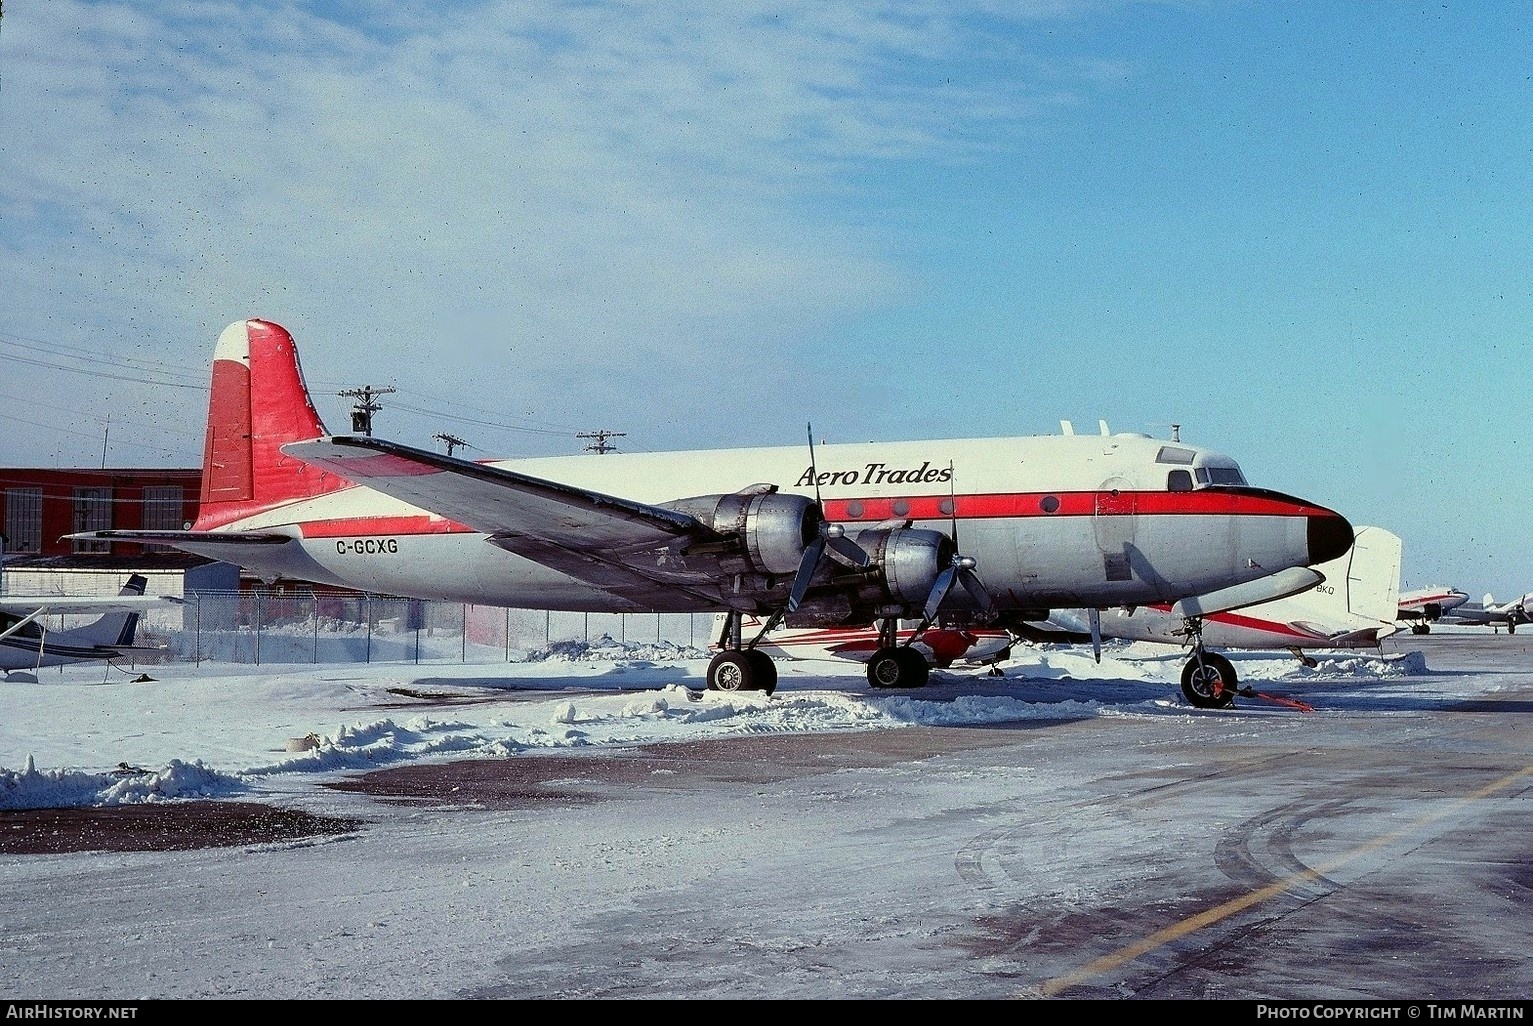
[867,647,904,689]
[866,646,930,689]
[707,650,753,692]
[1181,652,1238,709]
[745,648,777,696]
[897,647,930,688]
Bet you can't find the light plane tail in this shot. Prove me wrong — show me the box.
[77,574,149,650]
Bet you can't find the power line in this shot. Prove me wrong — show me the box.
[339,385,395,437]
[577,429,625,454]
[433,432,469,456]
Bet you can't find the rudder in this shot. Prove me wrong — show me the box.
[197,320,340,529]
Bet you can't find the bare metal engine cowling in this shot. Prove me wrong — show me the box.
[788,526,952,625]
[661,490,821,578]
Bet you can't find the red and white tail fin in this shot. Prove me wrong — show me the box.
[195,319,343,529]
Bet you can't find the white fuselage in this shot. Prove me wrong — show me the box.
[184,433,1339,615]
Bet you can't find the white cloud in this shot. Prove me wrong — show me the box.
[2,0,1125,460]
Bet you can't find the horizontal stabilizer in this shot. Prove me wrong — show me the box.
[62,529,294,546]
[1170,566,1324,618]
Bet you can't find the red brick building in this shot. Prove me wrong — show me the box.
[1,467,201,559]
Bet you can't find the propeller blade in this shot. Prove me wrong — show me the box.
[824,525,869,569]
[958,567,993,614]
[788,535,826,612]
[923,566,958,622]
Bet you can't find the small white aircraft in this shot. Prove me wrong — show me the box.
[0,575,178,680]
[1396,586,1470,634]
[68,319,1355,695]
[1438,592,1533,634]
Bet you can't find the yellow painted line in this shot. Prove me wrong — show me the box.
[1035,764,1533,998]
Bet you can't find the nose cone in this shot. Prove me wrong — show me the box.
[1308,508,1355,565]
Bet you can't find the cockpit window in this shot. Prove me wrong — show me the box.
[1167,469,1193,492]
[1155,446,1197,465]
[1195,466,1248,487]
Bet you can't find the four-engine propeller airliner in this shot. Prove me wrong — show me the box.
[68,319,1356,695]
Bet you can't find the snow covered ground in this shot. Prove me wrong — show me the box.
[0,636,1431,811]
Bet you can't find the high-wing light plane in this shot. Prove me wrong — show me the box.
[0,575,177,680]
[69,319,1355,694]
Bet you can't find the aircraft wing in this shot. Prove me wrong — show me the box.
[282,435,735,600]
[0,595,182,615]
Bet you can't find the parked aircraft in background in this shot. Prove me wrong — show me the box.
[0,575,177,680]
[1019,525,1402,706]
[739,525,1401,708]
[1396,586,1471,634]
[1438,592,1533,634]
[68,319,1355,695]
[718,613,1016,675]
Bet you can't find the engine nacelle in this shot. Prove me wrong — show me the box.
[849,527,952,608]
[662,489,821,577]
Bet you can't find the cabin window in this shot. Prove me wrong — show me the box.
[1167,469,1193,492]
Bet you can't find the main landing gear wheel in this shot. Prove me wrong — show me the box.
[1181,651,1238,709]
[707,650,777,696]
[867,646,930,690]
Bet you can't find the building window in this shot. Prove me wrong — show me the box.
[141,485,184,552]
[72,487,112,553]
[3,488,43,554]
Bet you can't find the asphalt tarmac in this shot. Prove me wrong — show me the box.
[3,631,1531,1001]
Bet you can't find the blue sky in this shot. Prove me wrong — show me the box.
[1,1,1529,598]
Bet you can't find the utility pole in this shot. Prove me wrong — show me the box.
[339,385,396,436]
[434,432,469,457]
[577,429,625,454]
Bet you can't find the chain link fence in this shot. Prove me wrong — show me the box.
[104,592,716,669]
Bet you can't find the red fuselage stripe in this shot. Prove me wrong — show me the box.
[273,489,1325,538]
[821,490,1328,522]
